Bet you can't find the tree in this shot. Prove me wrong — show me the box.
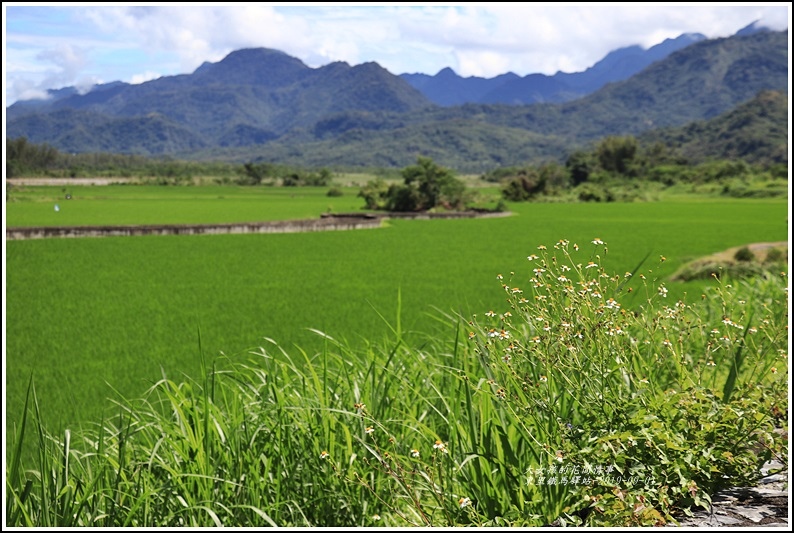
[240,162,276,185]
[385,183,423,212]
[6,137,59,178]
[566,150,595,185]
[358,156,467,212]
[596,136,638,176]
[501,169,546,201]
[538,162,569,193]
[316,168,333,186]
[358,178,390,209]
[400,156,465,210]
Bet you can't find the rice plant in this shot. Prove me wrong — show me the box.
[6,242,788,526]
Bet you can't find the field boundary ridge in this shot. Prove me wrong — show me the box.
[6,211,512,240]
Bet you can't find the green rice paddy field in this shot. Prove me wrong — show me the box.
[4,184,368,226]
[4,185,790,456]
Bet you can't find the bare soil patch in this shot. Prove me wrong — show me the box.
[7,178,138,186]
[704,241,789,263]
[671,241,788,281]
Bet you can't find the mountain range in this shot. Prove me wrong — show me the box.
[5,22,788,172]
[400,32,707,106]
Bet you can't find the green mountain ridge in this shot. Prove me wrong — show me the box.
[5,31,788,171]
[640,89,789,165]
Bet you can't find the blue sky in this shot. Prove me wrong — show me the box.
[3,3,791,105]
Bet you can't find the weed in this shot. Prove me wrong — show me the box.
[6,242,788,526]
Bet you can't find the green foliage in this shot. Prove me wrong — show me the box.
[488,133,786,204]
[359,156,467,212]
[537,162,569,193]
[402,156,466,210]
[5,137,59,178]
[596,136,639,176]
[557,31,788,143]
[565,150,595,186]
[285,168,333,187]
[647,164,689,186]
[672,244,788,282]
[5,139,337,188]
[672,261,768,282]
[501,170,547,201]
[480,166,523,183]
[239,162,277,185]
[641,90,789,166]
[575,183,615,203]
[496,163,569,201]
[238,162,333,187]
[357,178,391,210]
[6,196,789,469]
[464,241,788,525]
[5,138,241,180]
[384,182,423,212]
[734,246,755,262]
[764,247,785,264]
[6,243,787,526]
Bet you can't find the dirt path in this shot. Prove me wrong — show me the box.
[7,178,138,186]
[689,241,788,265]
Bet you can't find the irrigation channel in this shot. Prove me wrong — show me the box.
[5,211,513,240]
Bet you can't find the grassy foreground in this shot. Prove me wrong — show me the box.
[6,240,788,526]
[5,198,788,466]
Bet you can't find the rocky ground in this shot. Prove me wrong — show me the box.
[668,461,789,528]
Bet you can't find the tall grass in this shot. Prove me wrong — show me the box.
[7,198,788,457]
[6,241,787,526]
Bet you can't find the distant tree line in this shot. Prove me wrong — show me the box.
[5,137,333,187]
[5,137,238,182]
[7,134,786,204]
[484,135,788,202]
[6,137,61,178]
[236,162,332,187]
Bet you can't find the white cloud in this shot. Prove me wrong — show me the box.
[3,3,790,104]
[130,71,162,85]
[73,76,103,95]
[37,43,87,75]
[79,5,317,74]
[4,44,94,102]
[456,50,512,79]
[389,4,791,76]
[10,78,50,101]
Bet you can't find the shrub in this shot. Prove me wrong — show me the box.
[357,178,390,209]
[480,166,522,183]
[734,246,755,262]
[501,173,545,201]
[464,240,788,525]
[764,247,786,264]
[576,183,615,202]
[385,183,422,211]
[672,261,769,281]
